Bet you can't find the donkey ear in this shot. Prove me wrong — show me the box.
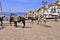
[2,16,5,18]
[17,18,21,22]
[18,17,20,20]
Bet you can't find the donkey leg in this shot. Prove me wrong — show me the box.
[10,22,12,26]
[30,20,34,24]
[1,21,3,26]
[37,20,39,24]
[44,18,46,24]
[37,18,41,24]
[14,21,17,28]
[44,20,46,24]
[22,20,25,28]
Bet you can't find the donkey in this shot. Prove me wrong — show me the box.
[0,15,5,26]
[9,16,25,28]
[29,14,46,24]
[37,14,46,24]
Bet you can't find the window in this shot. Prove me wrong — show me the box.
[51,6,56,13]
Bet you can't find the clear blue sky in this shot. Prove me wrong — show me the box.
[1,0,57,12]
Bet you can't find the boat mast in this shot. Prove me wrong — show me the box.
[0,1,2,14]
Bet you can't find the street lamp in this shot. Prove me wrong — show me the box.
[42,1,47,6]
[42,1,47,14]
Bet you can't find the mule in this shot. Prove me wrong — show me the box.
[9,16,25,28]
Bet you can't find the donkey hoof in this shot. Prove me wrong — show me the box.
[15,26,17,28]
[23,26,25,28]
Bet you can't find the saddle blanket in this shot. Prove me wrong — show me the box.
[41,18,46,20]
[13,16,18,21]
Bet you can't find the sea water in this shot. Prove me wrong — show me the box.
[1,12,26,21]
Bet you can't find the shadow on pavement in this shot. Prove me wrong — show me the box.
[41,24,51,28]
[0,26,5,30]
[16,25,32,28]
[44,25,51,28]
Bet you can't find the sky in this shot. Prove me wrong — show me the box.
[1,0,57,12]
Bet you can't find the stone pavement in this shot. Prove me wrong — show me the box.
[0,19,60,40]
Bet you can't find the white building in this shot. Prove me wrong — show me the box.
[25,0,60,19]
[43,1,60,15]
